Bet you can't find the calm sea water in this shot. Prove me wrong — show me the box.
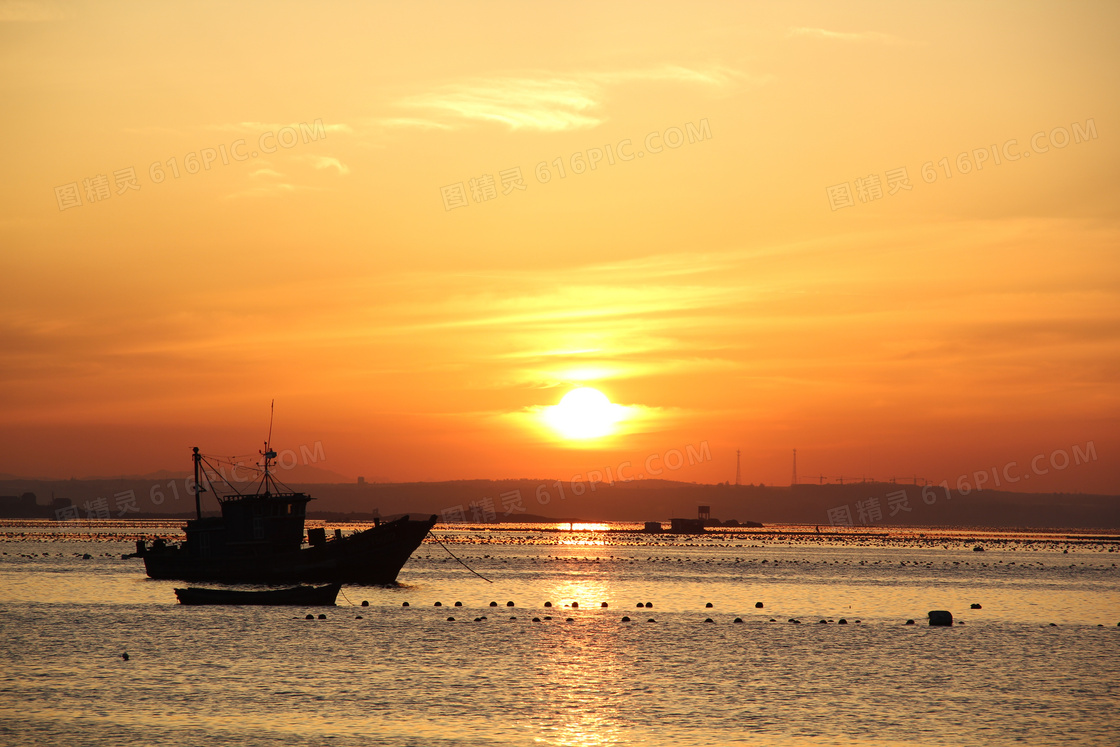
[1,522,1117,746]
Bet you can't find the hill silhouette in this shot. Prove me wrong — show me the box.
[3,477,1117,529]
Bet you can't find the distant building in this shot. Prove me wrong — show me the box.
[669,518,707,534]
[0,492,39,518]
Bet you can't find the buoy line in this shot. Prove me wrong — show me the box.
[428,530,494,583]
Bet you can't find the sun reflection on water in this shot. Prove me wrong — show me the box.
[530,577,623,747]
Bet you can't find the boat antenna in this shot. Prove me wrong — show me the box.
[267,399,275,449]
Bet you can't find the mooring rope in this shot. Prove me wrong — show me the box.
[428,530,494,583]
[338,587,359,607]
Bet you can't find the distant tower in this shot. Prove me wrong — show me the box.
[735,449,741,486]
[791,449,797,486]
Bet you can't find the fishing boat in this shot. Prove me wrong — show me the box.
[133,412,436,584]
[174,583,342,606]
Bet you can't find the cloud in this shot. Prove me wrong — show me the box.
[308,156,350,175]
[389,64,752,132]
[397,77,603,131]
[786,27,916,45]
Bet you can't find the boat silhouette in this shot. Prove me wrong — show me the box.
[134,415,435,584]
[174,582,342,606]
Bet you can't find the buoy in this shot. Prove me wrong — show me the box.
[121,653,129,661]
[454,601,462,607]
[733,618,743,623]
[818,619,828,624]
[447,616,456,621]
[510,616,517,620]
[544,601,552,607]
[571,602,578,608]
[705,602,713,608]
[543,616,551,620]
[704,618,714,623]
[306,614,314,620]
[532,617,541,622]
[566,617,574,622]
[601,602,608,608]
[621,616,631,622]
[434,601,442,607]
[317,614,326,620]
[489,602,498,607]
[402,602,409,607]
[645,602,653,608]
[928,610,953,627]
[1049,622,1057,627]
[355,615,363,619]
[647,618,656,623]
[838,618,847,624]
[636,603,644,609]
[755,602,764,608]
[971,603,982,609]
[905,619,915,625]
[474,617,482,622]
[506,601,514,607]
[360,600,369,607]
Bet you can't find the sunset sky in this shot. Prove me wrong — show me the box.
[1,1,1117,492]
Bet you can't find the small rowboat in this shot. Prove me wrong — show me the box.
[174,582,341,606]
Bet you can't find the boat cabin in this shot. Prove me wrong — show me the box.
[185,491,312,558]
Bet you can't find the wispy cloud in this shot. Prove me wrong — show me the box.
[389,64,752,132]
[398,77,602,131]
[787,27,916,45]
[307,156,350,175]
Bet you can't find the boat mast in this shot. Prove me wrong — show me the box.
[192,446,202,520]
[260,399,277,496]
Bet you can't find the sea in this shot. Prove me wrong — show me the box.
[1,520,1117,747]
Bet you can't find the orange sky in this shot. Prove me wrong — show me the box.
[1,1,1117,492]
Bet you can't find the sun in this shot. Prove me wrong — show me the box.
[543,387,623,440]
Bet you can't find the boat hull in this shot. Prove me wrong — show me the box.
[144,514,436,585]
[174,583,341,606]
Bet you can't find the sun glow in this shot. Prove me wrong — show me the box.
[543,387,625,440]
